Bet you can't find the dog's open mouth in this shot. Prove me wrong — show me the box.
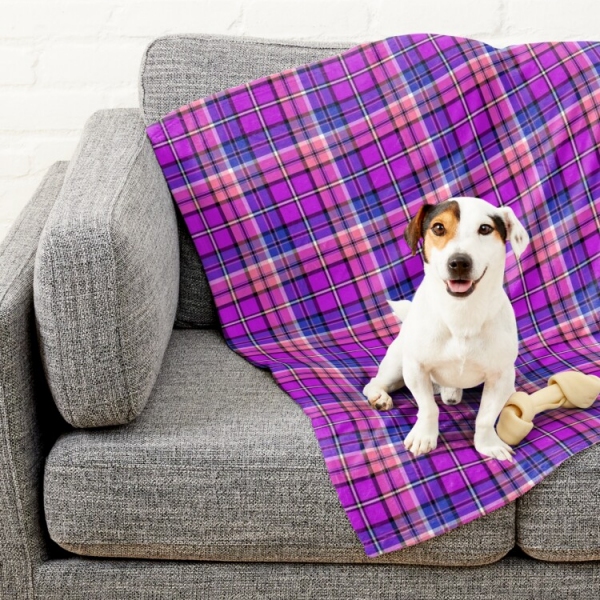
[447,279,474,296]
[445,268,487,298]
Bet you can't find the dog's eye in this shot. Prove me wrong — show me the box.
[479,224,493,235]
[431,223,445,236]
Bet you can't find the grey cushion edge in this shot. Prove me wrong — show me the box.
[44,448,514,567]
[34,110,179,428]
[518,546,599,563]
[138,33,354,124]
[34,556,600,600]
[516,446,600,563]
[50,541,510,568]
[0,162,68,598]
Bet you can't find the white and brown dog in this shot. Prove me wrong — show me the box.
[363,197,529,461]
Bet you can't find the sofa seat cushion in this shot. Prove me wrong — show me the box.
[517,445,600,562]
[44,329,515,566]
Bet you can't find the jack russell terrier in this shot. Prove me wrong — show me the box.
[363,197,529,462]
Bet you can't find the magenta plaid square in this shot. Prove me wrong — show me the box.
[148,34,600,557]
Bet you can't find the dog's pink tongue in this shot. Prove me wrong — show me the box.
[448,280,473,293]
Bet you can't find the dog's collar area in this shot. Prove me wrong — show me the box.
[445,267,488,298]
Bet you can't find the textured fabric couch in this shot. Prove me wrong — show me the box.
[1,34,599,599]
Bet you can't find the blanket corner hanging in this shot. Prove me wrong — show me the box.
[147,34,600,557]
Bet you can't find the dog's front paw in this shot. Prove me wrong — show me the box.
[475,430,515,462]
[363,381,394,411]
[368,390,393,411]
[404,419,439,457]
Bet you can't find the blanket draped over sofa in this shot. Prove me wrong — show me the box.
[147,34,600,557]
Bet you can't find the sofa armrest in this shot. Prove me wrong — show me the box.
[34,109,179,428]
[0,163,68,598]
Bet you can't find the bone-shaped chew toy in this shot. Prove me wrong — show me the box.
[496,371,600,446]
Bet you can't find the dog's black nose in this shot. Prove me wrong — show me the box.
[447,253,472,277]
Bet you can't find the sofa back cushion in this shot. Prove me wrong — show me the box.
[139,35,350,328]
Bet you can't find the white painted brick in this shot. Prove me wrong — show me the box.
[370,0,502,40]
[0,176,41,222]
[0,132,76,178]
[109,85,141,109]
[3,0,600,237]
[38,41,147,86]
[505,0,600,41]
[0,90,117,131]
[0,45,37,85]
[30,135,78,174]
[244,0,371,41]
[108,1,244,37]
[0,223,12,243]
[0,152,30,178]
[0,2,114,39]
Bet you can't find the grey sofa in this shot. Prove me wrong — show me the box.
[1,35,599,599]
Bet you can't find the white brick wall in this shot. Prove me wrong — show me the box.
[2,0,599,240]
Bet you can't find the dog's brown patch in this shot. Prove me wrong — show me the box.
[491,214,507,242]
[422,201,460,262]
[404,203,435,256]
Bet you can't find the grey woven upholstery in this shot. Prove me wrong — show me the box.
[0,162,67,598]
[34,109,179,428]
[44,329,514,567]
[172,209,218,329]
[517,445,600,561]
[140,35,351,329]
[34,556,600,600]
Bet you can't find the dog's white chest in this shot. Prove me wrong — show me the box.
[428,334,488,389]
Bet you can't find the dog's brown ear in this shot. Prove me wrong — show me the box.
[404,203,434,255]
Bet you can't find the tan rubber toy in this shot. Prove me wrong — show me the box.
[496,371,600,446]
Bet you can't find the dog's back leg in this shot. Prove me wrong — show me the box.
[363,336,404,411]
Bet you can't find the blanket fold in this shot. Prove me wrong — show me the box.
[147,34,600,557]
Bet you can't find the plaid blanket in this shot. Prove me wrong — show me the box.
[147,34,600,557]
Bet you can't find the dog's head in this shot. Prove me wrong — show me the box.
[404,197,529,298]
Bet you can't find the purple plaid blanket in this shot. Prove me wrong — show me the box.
[147,34,600,557]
